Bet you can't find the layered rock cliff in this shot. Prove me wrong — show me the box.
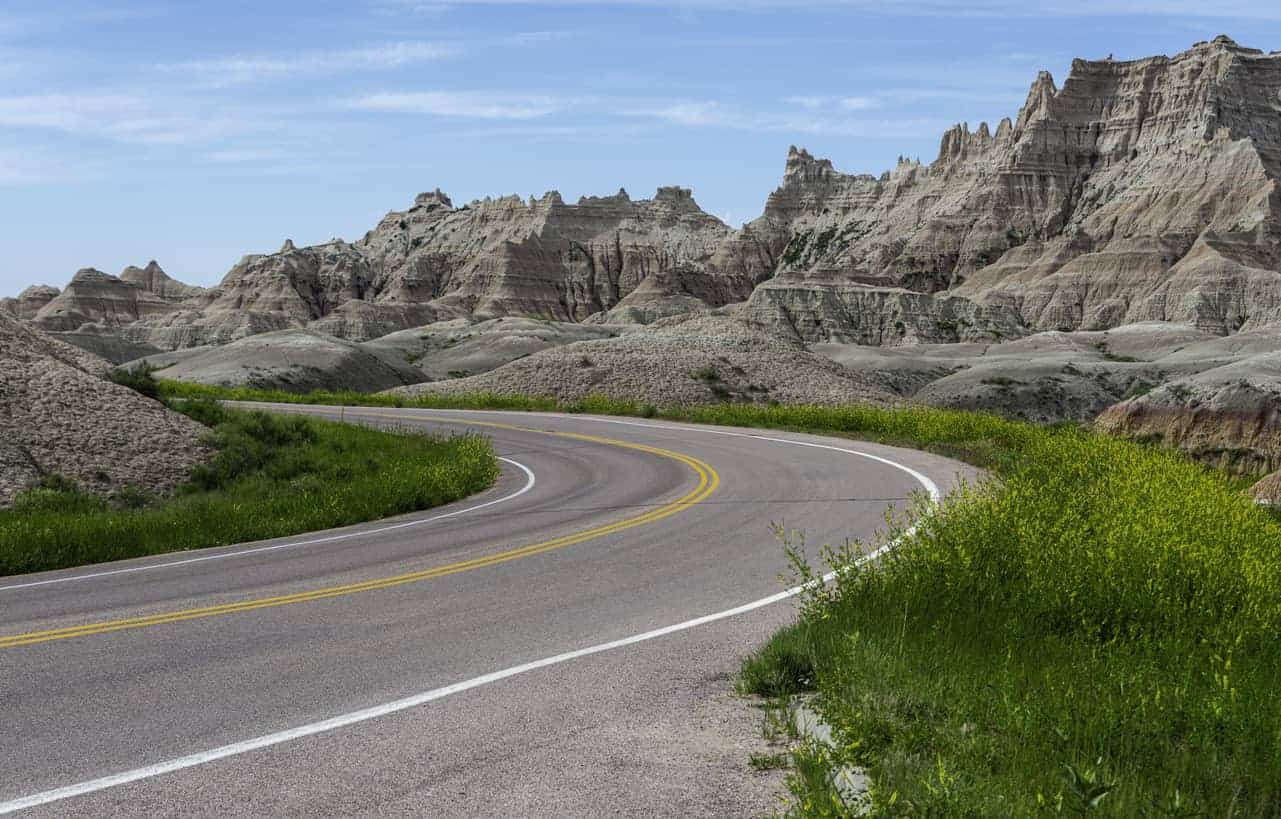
[121,186,761,348]
[0,285,60,320]
[741,36,1281,344]
[31,263,204,333]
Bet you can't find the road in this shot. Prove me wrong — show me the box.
[0,406,978,817]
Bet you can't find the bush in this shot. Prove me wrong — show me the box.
[10,487,105,515]
[174,397,229,427]
[108,363,161,400]
[185,411,317,492]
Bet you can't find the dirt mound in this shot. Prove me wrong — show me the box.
[0,314,209,507]
[148,328,430,394]
[1095,350,1281,475]
[388,315,895,406]
[1251,471,1281,505]
[365,316,620,381]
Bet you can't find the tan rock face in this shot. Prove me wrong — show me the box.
[0,314,209,507]
[1252,470,1281,505]
[147,328,430,394]
[362,186,756,320]
[2,285,61,320]
[740,37,1281,344]
[390,314,896,407]
[136,185,758,349]
[32,267,192,332]
[120,260,206,301]
[1095,350,1281,475]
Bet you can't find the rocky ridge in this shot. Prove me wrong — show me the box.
[15,37,1281,355]
[31,263,202,333]
[1,285,61,320]
[742,36,1281,345]
[100,186,760,350]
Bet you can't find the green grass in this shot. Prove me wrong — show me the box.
[750,751,793,772]
[0,401,499,576]
[156,382,1029,473]
[741,426,1281,816]
[158,380,564,412]
[167,382,1281,815]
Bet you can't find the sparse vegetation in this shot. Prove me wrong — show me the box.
[1096,342,1142,363]
[1126,378,1155,399]
[782,230,814,267]
[0,401,499,576]
[749,751,791,772]
[979,375,1023,388]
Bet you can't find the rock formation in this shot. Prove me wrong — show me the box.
[1,285,60,320]
[362,316,618,382]
[114,185,760,349]
[143,329,431,394]
[1251,470,1281,505]
[7,36,1281,476]
[17,37,1281,355]
[1095,348,1281,475]
[120,260,206,301]
[31,264,199,332]
[390,314,895,407]
[0,313,209,507]
[741,36,1281,345]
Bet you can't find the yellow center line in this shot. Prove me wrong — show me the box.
[0,415,721,650]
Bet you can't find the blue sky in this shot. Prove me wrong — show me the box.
[3,1,1280,296]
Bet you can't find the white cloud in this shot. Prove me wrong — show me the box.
[350,91,563,119]
[636,101,733,126]
[170,41,460,86]
[205,148,289,163]
[0,146,101,186]
[0,93,144,131]
[504,30,577,44]
[346,87,939,136]
[620,96,943,137]
[0,93,269,145]
[375,0,1281,16]
[786,95,880,111]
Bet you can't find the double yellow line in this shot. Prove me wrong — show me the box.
[0,416,720,650]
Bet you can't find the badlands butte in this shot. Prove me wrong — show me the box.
[7,36,1281,500]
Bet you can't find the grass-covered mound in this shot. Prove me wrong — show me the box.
[0,400,499,576]
[165,382,1281,815]
[742,425,1281,816]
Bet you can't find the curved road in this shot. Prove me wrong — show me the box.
[0,406,977,817]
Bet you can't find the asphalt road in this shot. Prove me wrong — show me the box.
[0,407,979,817]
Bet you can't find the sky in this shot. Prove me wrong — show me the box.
[3,1,1281,296]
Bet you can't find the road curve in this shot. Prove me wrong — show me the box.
[0,406,979,817]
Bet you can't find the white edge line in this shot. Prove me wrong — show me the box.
[0,458,536,593]
[0,412,942,815]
